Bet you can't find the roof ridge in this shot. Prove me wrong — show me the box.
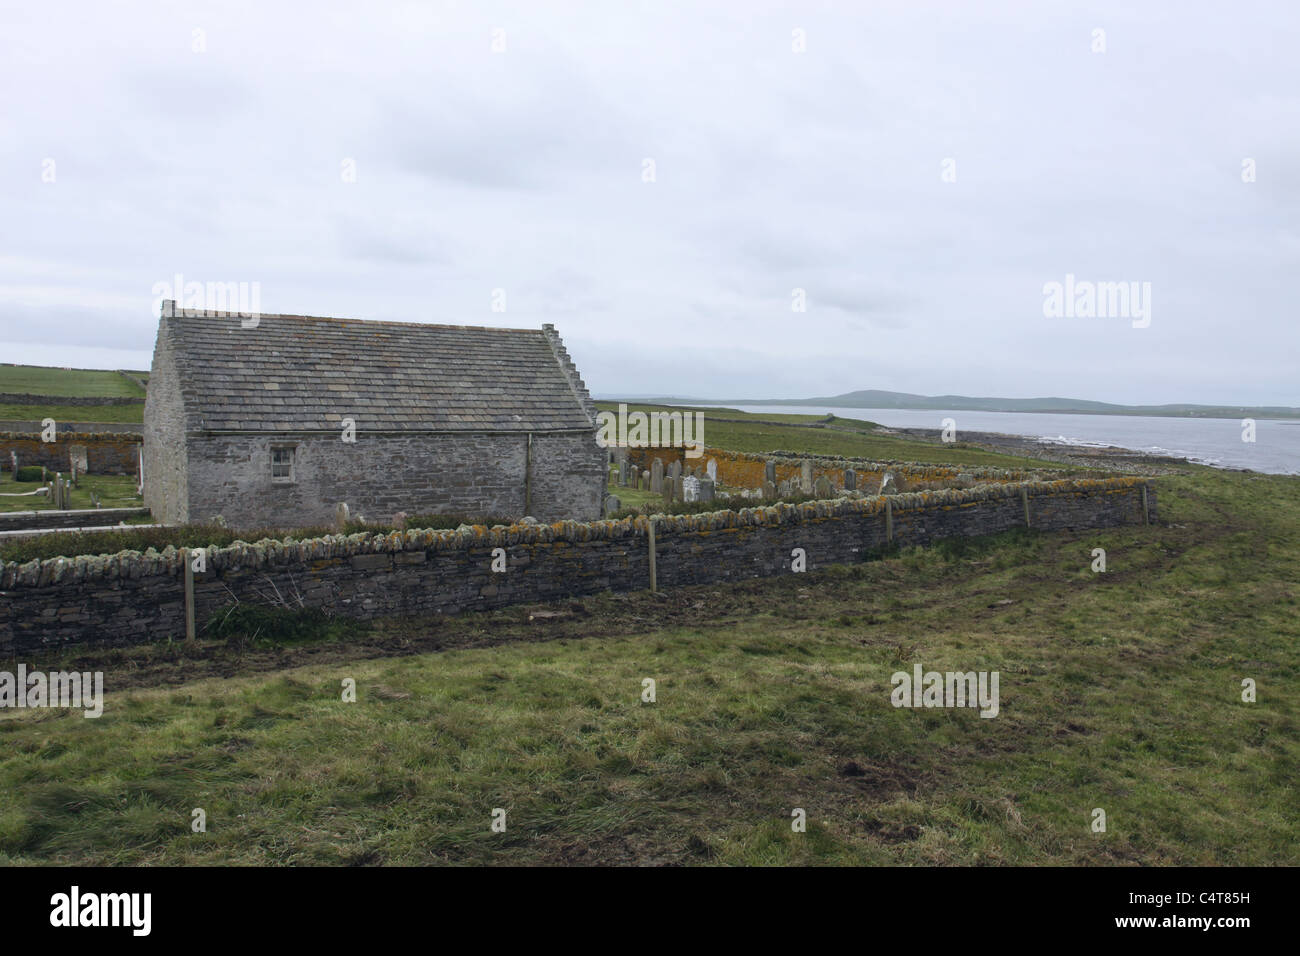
[169,306,541,335]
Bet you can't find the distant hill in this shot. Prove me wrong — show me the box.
[607,390,1300,421]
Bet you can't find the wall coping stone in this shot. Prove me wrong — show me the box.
[0,476,1152,589]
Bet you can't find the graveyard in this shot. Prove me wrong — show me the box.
[0,403,1296,865]
[0,473,141,515]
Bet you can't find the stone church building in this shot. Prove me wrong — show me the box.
[143,301,605,528]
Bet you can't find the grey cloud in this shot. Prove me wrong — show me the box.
[0,0,1295,407]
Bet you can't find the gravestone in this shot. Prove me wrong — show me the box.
[763,480,777,500]
[669,460,681,480]
[765,460,776,485]
[69,444,88,474]
[619,461,629,486]
[844,468,857,491]
[778,478,792,497]
[642,470,650,491]
[663,480,675,504]
[651,459,664,493]
[674,474,684,502]
[814,475,833,498]
[706,459,717,481]
[879,471,897,495]
[335,502,351,530]
[604,494,621,517]
[800,461,814,494]
[699,478,715,503]
[683,475,700,502]
[632,469,640,491]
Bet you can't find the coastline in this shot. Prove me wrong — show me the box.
[875,425,1215,474]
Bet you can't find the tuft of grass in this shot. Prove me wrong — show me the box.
[206,604,364,647]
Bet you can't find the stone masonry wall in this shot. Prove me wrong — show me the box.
[183,429,602,530]
[0,478,1156,653]
[0,393,144,406]
[525,430,606,523]
[0,432,140,475]
[0,422,143,435]
[624,446,1044,490]
[0,508,150,533]
[142,319,189,524]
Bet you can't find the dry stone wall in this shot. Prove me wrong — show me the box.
[624,446,1047,493]
[0,432,140,475]
[0,508,150,533]
[0,393,144,406]
[0,477,1156,653]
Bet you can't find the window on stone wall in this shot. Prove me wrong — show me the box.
[271,446,295,483]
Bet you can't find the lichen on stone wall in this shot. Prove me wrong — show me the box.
[0,476,1152,589]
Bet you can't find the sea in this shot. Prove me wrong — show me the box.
[688,404,1300,475]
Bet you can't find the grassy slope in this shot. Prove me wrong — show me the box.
[0,425,1296,865]
[0,365,146,424]
[596,402,1056,468]
[0,366,145,398]
[0,404,144,424]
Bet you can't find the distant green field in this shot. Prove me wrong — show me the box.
[0,365,145,398]
[596,402,1045,468]
[0,404,144,424]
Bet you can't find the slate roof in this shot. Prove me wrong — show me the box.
[162,307,596,433]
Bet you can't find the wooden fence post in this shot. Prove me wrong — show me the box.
[648,519,658,593]
[183,548,196,643]
[885,498,893,542]
[1021,487,1031,528]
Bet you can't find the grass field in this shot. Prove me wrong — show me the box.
[0,422,1295,865]
[596,402,1062,468]
[0,474,142,515]
[0,365,146,398]
[0,404,145,424]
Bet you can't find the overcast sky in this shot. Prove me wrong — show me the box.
[1,1,1297,405]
